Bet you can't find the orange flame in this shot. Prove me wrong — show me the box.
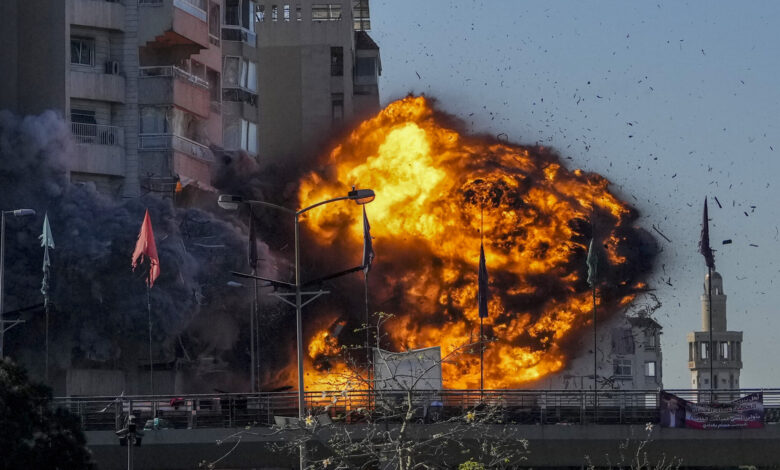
[291,96,651,390]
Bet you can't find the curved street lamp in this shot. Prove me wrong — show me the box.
[0,208,37,357]
[217,190,375,417]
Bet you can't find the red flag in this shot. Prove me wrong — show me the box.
[131,209,160,287]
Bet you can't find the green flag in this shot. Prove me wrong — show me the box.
[586,238,598,287]
[40,212,55,306]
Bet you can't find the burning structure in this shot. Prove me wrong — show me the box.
[289,95,657,390]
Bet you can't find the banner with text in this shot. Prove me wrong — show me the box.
[660,391,764,429]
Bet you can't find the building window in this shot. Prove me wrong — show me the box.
[331,93,344,121]
[613,358,632,377]
[283,4,290,21]
[644,361,656,377]
[312,3,341,21]
[223,57,257,92]
[71,109,96,125]
[296,4,301,20]
[271,4,278,21]
[225,0,240,25]
[255,4,265,21]
[611,328,635,355]
[70,37,95,66]
[240,119,257,154]
[353,0,370,30]
[700,342,708,359]
[330,47,343,76]
[713,375,718,389]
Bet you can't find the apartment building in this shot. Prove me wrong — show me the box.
[0,0,224,200]
[224,0,381,169]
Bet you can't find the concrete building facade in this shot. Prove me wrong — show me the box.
[687,271,743,401]
[544,310,664,391]
[0,0,224,199]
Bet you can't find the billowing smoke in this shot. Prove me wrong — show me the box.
[0,111,281,392]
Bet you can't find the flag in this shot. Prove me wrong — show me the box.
[478,242,489,318]
[248,215,257,270]
[699,197,715,269]
[131,209,160,287]
[39,212,55,307]
[362,206,374,274]
[586,238,598,287]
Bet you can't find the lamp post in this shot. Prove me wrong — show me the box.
[218,189,375,419]
[0,208,36,358]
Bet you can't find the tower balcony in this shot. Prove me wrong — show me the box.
[138,133,213,185]
[70,122,126,177]
[139,66,210,118]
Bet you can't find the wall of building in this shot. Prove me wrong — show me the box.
[16,0,69,116]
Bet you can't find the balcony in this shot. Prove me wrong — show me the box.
[70,70,126,103]
[70,122,125,176]
[139,0,209,49]
[69,0,125,31]
[139,66,210,118]
[138,133,213,184]
[221,25,256,47]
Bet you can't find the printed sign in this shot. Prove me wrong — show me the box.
[660,391,764,429]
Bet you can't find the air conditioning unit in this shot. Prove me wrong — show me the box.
[105,60,120,75]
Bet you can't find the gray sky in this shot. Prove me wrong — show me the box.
[370,0,780,388]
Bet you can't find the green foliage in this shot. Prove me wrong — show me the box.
[0,358,94,469]
[458,459,486,470]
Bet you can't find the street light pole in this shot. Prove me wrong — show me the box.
[0,209,36,358]
[218,190,375,469]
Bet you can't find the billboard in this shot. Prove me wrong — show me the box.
[660,391,764,429]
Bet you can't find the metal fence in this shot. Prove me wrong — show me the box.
[71,122,124,146]
[138,133,214,162]
[51,389,780,432]
[139,65,209,89]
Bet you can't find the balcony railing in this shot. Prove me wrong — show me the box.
[71,122,124,146]
[139,66,209,89]
[221,25,256,47]
[138,133,213,163]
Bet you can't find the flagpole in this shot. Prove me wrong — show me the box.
[364,270,372,407]
[45,303,49,382]
[593,277,598,419]
[147,284,154,397]
[708,265,714,403]
[480,206,484,394]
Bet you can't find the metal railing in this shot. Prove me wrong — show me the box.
[51,389,780,431]
[70,122,124,146]
[221,25,257,47]
[139,65,209,89]
[138,133,213,162]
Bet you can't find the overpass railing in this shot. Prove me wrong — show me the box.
[52,389,780,431]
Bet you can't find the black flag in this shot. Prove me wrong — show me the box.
[362,206,374,274]
[699,198,715,269]
[478,242,489,318]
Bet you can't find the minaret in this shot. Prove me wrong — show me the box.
[687,271,743,401]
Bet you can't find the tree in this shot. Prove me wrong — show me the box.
[207,313,528,469]
[0,358,93,469]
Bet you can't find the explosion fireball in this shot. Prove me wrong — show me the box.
[296,96,654,390]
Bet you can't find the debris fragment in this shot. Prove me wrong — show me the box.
[749,243,759,247]
[651,225,672,243]
[714,196,722,208]
[722,239,732,244]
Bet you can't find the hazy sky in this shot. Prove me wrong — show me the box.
[369,1,780,388]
